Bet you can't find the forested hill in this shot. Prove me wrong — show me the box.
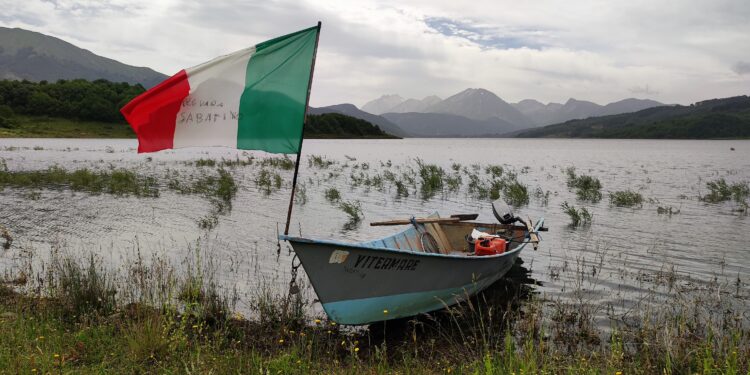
[515,96,750,139]
[305,113,399,139]
[0,79,397,139]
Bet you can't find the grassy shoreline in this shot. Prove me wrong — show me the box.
[0,244,746,374]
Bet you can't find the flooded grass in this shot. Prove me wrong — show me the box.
[324,187,341,203]
[702,178,750,207]
[609,190,644,207]
[566,166,603,202]
[502,180,529,207]
[0,166,159,197]
[657,205,681,215]
[561,201,592,227]
[308,155,334,169]
[339,200,363,224]
[254,169,282,195]
[416,159,445,199]
[259,155,295,171]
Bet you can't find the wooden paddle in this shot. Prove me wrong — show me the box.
[370,217,461,226]
[370,213,479,226]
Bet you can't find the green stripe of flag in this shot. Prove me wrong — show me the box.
[237,26,319,153]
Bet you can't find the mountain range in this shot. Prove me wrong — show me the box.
[362,89,664,136]
[0,27,166,87]
[515,96,750,139]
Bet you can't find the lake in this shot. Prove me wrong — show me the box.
[1,138,748,322]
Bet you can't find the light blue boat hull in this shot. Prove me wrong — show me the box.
[281,218,543,325]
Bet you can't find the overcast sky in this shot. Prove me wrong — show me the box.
[2,0,749,107]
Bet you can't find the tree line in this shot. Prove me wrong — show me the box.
[0,79,145,124]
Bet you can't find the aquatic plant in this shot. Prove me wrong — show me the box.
[485,165,504,178]
[657,206,680,215]
[198,214,219,230]
[259,155,295,170]
[416,159,444,199]
[534,187,550,206]
[502,180,529,207]
[609,190,644,207]
[0,225,11,250]
[294,182,307,205]
[444,173,462,193]
[324,187,341,203]
[308,155,334,169]
[566,168,602,202]
[393,179,409,198]
[0,166,159,197]
[219,156,254,168]
[701,178,750,209]
[339,200,363,224]
[255,169,281,195]
[194,158,216,167]
[561,201,592,227]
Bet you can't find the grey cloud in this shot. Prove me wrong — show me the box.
[732,61,750,75]
[424,17,549,50]
[176,1,428,60]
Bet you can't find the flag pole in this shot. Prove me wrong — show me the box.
[284,21,321,236]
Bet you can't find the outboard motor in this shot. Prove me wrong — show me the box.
[491,199,527,227]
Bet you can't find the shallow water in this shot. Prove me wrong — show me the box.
[1,138,749,320]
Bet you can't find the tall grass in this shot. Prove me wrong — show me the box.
[0,166,159,197]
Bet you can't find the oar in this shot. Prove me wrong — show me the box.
[450,213,479,221]
[370,213,479,226]
[370,217,461,226]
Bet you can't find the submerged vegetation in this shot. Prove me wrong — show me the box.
[609,190,644,207]
[702,178,749,210]
[0,166,158,197]
[561,201,592,227]
[565,167,603,202]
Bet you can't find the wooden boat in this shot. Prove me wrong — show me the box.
[280,214,544,325]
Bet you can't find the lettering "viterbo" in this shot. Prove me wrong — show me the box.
[353,255,419,271]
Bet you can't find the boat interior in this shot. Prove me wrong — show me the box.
[360,220,532,256]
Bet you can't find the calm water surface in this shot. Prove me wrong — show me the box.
[1,138,748,319]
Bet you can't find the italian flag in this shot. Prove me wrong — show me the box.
[121,25,319,154]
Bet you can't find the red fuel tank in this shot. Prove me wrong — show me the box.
[474,237,507,256]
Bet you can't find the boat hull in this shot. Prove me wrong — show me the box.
[283,236,524,325]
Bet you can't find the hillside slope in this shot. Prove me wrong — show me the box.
[515,96,750,139]
[0,27,166,87]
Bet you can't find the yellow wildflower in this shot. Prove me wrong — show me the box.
[383,309,389,314]
[354,347,359,352]
[53,354,60,358]
[314,319,321,324]
[278,339,284,344]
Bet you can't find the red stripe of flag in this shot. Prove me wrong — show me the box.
[121,70,191,153]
